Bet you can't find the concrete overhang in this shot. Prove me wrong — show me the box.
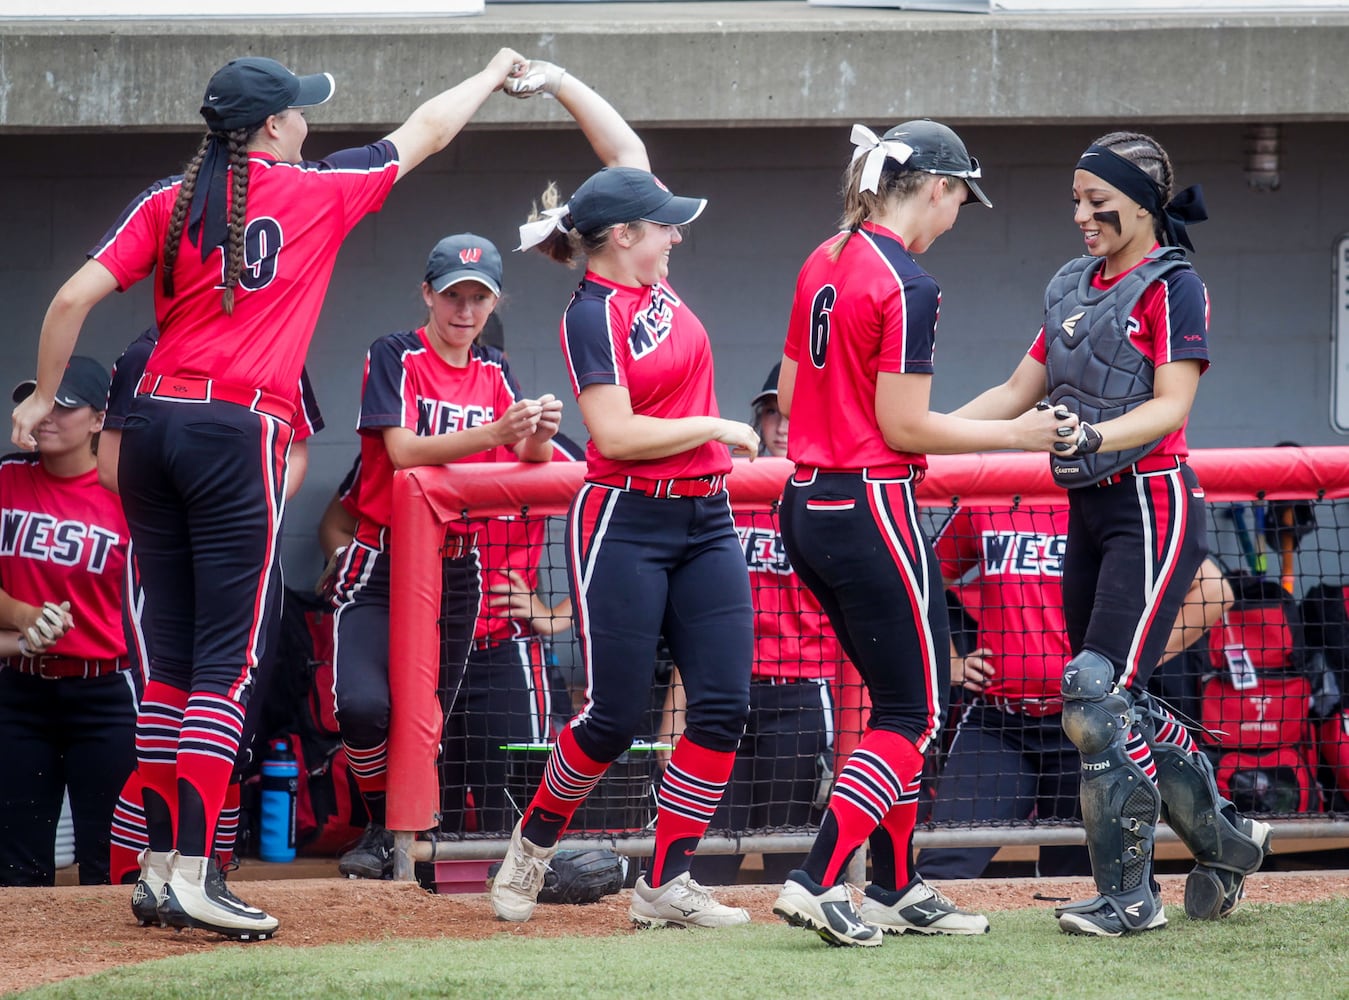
[2,3,1347,131]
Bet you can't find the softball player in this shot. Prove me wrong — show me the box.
[491,63,759,929]
[12,49,527,939]
[101,328,324,903]
[918,504,1089,880]
[0,357,132,887]
[953,131,1269,936]
[768,121,1069,948]
[331,233,561,879]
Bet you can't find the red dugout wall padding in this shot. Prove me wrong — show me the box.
[386,446,1349,832]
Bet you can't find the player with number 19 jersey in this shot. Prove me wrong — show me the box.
[784,223,937,474]
[90,142,399,400]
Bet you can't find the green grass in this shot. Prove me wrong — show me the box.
[16,900,1349,1000]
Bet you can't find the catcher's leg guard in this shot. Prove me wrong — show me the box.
[1140,698,1271,919]
[1055,651,1165,936]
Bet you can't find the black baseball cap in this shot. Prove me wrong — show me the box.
[569,167,707,235]
[751,362,781,407]
[12,355,110,411]
[425,234,503,296]
[882,120,992,208]
[201,57,335,133]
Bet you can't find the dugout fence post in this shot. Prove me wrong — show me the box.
[388,468,450,880]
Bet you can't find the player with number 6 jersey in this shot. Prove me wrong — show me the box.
[11,49,527,940]
[769,120,1069,948]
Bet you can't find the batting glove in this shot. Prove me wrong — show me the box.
[505,60,567,99]
[25,600,70,652]
[1054,422,1103,456]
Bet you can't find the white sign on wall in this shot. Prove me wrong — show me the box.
[1333,234,1349,434]
[0,1,480,15]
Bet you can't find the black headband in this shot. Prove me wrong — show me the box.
[1076,144,1208,252]
[186,132,232,264]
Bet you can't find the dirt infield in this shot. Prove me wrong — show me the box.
[4,872,1348,993]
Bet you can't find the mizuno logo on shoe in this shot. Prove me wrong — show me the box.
[672,905,699,917]
[908,905,944,922]
[822,902,870,938]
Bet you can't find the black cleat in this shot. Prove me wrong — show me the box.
[338,823,395,880]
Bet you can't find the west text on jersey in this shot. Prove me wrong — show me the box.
[0,509,121,573]
[415,400,495,436]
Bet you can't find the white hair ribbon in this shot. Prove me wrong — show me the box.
[516,206,572,252]
[850,124,915,195]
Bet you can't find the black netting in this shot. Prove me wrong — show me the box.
[426,495,1349,860]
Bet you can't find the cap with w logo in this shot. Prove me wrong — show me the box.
[425,234,503,295]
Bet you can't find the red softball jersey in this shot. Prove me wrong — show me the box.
[783,222,938,474]
[353,333,520,546]
[936,505,1071,703]
[736,511,843,681]
[0,455,129,660]
[91,142,399,401]
[1028,248,1210,462]
[560,274,730,482]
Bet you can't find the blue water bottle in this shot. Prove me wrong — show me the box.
[259,738,298,863]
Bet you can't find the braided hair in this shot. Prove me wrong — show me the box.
[220,127,253,315]
[161,124,259,314]
[1090,131,1175,245]
[830,153,930,261]
[160,134,210,300]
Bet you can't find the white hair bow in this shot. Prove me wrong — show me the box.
[516,206,572,252]
[850,124,915,194]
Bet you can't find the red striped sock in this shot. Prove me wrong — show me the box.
[136,681,188,852]
[649,737,734,887]
[214,782,241,868]
[809,729,921,886]
[108,769,147,885]
[175,691,245,856]
[522,725,608,847]
[870,771,923,891]
[344,739,389,799]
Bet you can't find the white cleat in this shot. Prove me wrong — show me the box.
[859,876,990,935]
[131,848,173,928]
[773,869,882,947]
[629,872,750,929]
[489,820,558,923]
[157,852,278,941]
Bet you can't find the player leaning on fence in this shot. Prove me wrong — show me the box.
[953,130,1270,937]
